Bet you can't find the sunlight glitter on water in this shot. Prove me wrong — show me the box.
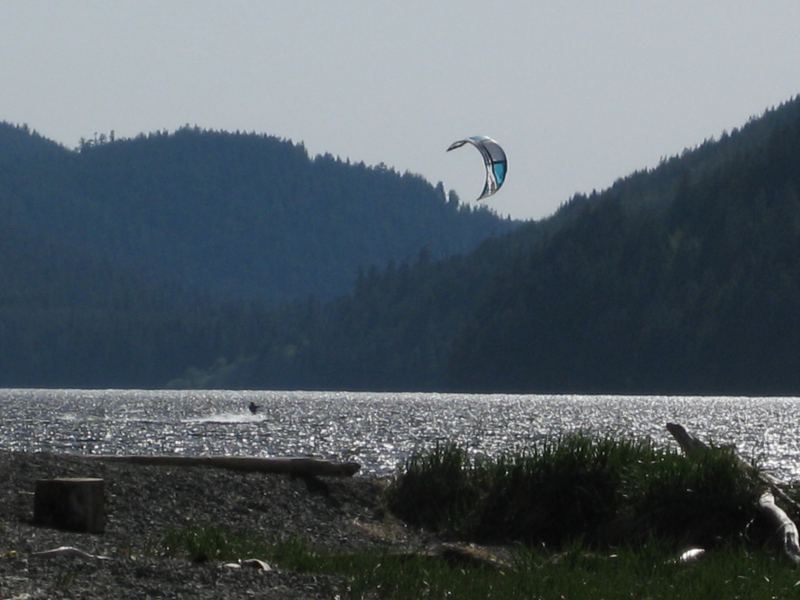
[1,389,799,479]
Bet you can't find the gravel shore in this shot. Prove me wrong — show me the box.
[0,451,432,599]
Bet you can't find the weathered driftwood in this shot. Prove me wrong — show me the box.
[759,492,800,564]
[434,542,512,571]
[667,422,800,564]
[665,423,710,459]
[666,423,800,512]
[33,478,106,533]
[677,547,706,564]
[387,542,512,571]
[77,454,360,477]
[222,558,272,571]
[31,546,112,561]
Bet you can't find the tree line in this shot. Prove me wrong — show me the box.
[200,96,800,395]
[0,123,513,388]
[5,95,800,394]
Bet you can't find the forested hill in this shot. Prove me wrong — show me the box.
[209,95,800,395]
[0,124,514,304]
[0,124,514,387]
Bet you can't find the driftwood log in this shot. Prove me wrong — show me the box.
[666,423,800,512]
[667,422,800,564]
[31,546,112,561]
[385,543,512,572]
[758,492,800,564]
[665,423,710,459]
[33,478,106,533]
[77,454,360,477]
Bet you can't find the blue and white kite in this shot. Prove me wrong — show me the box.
[447,136,507,200]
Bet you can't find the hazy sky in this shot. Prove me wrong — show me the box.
[2,1,799,220]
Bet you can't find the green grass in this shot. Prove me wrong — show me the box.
[161,524,263,562]
[386,434,763,547]
[158,529,800,599]
[157,434,798,598]
[337,545,800,600]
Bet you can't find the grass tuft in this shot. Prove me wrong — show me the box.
[386,433,762,547]
[161,524,270,562]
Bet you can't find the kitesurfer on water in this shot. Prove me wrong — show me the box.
[248,401,260,414]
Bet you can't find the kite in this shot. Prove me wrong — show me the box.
[446,136,507,200]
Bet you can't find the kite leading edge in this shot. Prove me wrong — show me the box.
[446,136,507,201]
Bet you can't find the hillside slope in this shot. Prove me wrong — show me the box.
[0,124,514,387]
[0,124,515,304]
[219,96,800,395]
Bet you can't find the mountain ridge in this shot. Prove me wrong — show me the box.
[206,95,800,395]
[0,123,515,387]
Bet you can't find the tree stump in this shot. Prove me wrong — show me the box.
[33,478,106,533]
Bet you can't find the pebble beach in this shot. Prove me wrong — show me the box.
[0,451,430,599]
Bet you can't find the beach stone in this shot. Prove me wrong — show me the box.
[33,477,106,533]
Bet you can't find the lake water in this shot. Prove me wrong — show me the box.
[1,389,799,480]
